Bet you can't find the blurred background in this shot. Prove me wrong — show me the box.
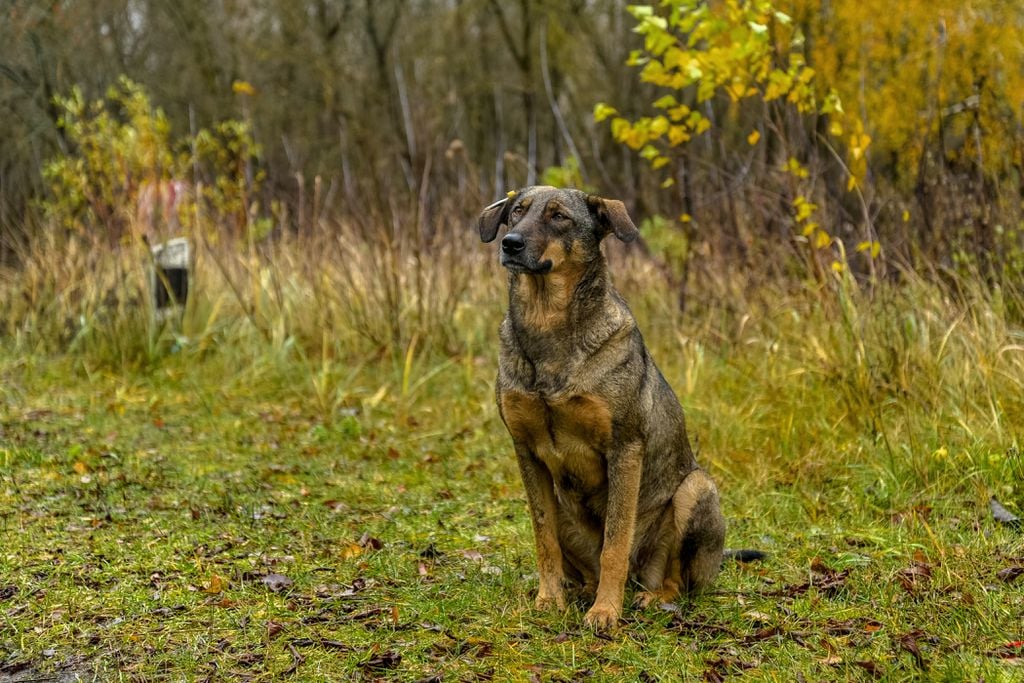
[2,0,1024,357]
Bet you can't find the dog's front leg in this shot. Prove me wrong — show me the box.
[514,443,566,611]
[585,442,643,630]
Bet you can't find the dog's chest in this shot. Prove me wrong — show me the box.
[499,390,611,488]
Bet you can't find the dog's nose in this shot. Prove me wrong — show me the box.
[501,233,526,255]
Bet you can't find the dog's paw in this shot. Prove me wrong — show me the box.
[535,591,566,612]
[583,602,620,630]
[634,588,679,610]
[633,591,658,609]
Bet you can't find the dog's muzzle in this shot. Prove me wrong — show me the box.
[500,233,552,274]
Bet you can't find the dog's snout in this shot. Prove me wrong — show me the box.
[501,233,526,255]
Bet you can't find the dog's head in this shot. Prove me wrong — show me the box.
[477,186,638,275]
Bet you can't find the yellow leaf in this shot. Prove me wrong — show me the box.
[847,175,858,191]
[814,230,832,248]
[668,125,690,146]
[831,261,844,273]
[651,156,669,170]
[341,543,364,560]
[232,80,256,96]
[594,103,618,122]
[680,213,692,223]
[205,574,227,594]
[73,461,88,475]
[902,209,910,222]
[747,130,761,145]
[660,177,675,188]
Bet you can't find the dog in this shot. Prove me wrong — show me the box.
[478,186,728,630]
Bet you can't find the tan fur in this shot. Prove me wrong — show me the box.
[511,242,583,332]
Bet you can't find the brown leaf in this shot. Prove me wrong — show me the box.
[703,657,757,682]
[266,621,284,639]
[996,566,1024,583]
[461,549,484,562]
[362,650,401,671]
[809,557,832,574]
[896,562,932,593]
[897,631,928,671]
[358,532,384,550]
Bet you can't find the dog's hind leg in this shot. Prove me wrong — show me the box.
[636,469,725,607]
[676,469,726,593]
[634,505,682,608]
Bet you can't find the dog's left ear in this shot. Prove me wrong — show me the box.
[478,194,515,243]
[587,195,639,243]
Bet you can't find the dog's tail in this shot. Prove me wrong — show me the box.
[723,549,768,563]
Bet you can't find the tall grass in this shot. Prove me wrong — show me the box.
[1,218,1022,513]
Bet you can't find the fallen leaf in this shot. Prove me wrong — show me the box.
[204,574,227,594]
[340,543,363,560]
[990,497,1021,528]
[897,631,928,671]
[896,562,932,592]
[358,532,384,550]
[266,621,284,639]
[361,650,401,671]
[703,656,757,682]
[996,566,1024,583]
[460,549,484,562]
[260,573,294,593]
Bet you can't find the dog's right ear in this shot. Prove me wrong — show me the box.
[477,191,517,243]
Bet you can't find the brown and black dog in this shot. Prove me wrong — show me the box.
[479,186,727,630]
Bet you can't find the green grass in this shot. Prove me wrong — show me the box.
[2,253,1024,681]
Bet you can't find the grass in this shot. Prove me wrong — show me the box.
[1,237,1024,681]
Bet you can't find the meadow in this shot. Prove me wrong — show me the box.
[1,232,1022,681]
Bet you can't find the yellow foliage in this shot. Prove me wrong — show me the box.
[793,0,1024,186]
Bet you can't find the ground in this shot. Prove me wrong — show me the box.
[1,334,1022,681]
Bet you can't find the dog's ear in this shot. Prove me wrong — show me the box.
[478,193,516,243]
[588,195,639,243]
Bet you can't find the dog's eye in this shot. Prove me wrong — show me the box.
[551,211,567,221]
[511,205,524,218]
